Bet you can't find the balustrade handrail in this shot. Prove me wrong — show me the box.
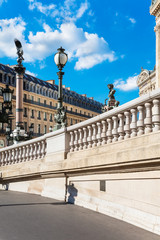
[67,88,160,132]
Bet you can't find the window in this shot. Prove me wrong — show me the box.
[71,108,72,112]
[44,112,47,120]
[44,100,46,106]
[8,76,11,85]
[4,74,7,82]
[38,98,40,103]
[24,94,27,101]
[31,109,34,118]
[75,109,77,113]
[50,101,52,107]
[49,113,52,121]
[88,113,90,116]
[31,96,34,102]
[38,124,41,134]
[0,73,2,82]
[100,180,106,192]
[75,120,77,124]
[80,110,81,114]
[38,111,41,119]
[24,122,27,131]
[24,108,27,117]
[44,125,47,134]
[70,118,73,125]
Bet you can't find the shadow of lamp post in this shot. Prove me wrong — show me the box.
[53,47,68,131]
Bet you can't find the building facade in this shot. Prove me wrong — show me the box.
[0,63,103,146]
[137,0,160,96]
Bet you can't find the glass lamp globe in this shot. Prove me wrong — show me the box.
[54,47,68,69]
[2,85,14,104]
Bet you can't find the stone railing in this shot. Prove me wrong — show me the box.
[67,89,160,152]
[0,135,47,166]
[1,89,160,166]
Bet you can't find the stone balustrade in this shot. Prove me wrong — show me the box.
[67,89,160,152]
[1,89,160,166]
[0,135,47,166]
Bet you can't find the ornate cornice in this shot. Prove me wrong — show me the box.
[14,65,26,75]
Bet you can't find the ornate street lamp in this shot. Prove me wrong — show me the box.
[2,84,14,113]
[53,47,68,130]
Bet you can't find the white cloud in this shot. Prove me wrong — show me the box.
[0,0,7,6]
[76,1,89,19]
[28,0,56,15]
[25,70,37,77]
[114,75,138,91]
[129,17,136,24]
[28,0,90,23]
[0,17,116,70]
[0,17,26,58]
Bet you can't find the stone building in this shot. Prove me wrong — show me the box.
[137,0,160,95]
[0,63,103,146]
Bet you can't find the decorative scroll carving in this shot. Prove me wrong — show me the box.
[137,70,150,86]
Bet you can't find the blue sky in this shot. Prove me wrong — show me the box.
[0,0,156,105]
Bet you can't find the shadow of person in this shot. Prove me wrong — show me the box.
[67,183,78,204]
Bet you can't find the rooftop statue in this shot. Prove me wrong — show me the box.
[14,39,24,66]
[102,84,120,112]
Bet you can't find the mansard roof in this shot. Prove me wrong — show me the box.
[0,63,103,111]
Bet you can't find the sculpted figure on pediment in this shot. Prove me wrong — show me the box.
[137,70,150,86]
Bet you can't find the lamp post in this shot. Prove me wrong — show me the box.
[10,39,33,144]
[53,47,68,130]
[0,85,14,146]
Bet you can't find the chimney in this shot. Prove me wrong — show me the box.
[82,94,87,97]
[46,80,55,85]
[89,97,94,100]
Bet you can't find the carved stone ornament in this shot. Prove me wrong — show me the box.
[137,70,150,86]
[152,0,157,5]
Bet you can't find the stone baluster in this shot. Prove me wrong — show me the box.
[144,103,152,134]
[18,147,22,162]
[97,122,102,146]
[22,146,26,162]
[83,127,88,150]
[107,118,112,143]
[137,106,144,136]
[11,149,15,164]
[7,150,11,165]
[70,132,74,152]
[14,149,17,163]
[33,142,38,159]
[152,99,160,132]
[37,142,41,159]
[101,120,107,145]
[40,141,44,158]
[1,152,5,166]
[30,143,34,160]
[118,114,124,141]
[124,111,130,139]
[87,126,92,148]
[4,151,8,165]
[74,130,79,151]
[78,129,83,150]
[0,152,2,166]
[130,109,137,138]
[41,140,46,158]
[92,124,97,147]
[112,116,118,142]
